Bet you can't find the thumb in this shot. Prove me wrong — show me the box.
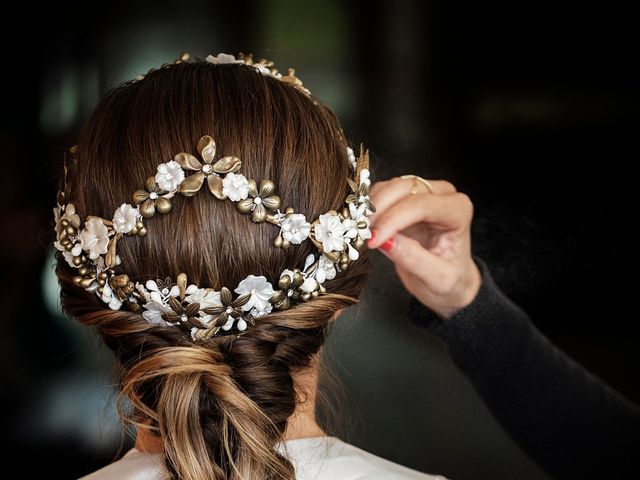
[377,232,449,288]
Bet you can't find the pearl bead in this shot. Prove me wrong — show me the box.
[254,197,262,204]
[202,164,212,173]
[226,306,233,313]
[149,192,158,199]
[162,288,169,295]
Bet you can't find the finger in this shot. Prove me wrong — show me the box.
[368,192,473,248]
[377,232,450,286]
[369,177,457,224]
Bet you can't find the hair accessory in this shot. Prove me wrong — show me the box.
[130,51,312,97]
[54,136,375,340]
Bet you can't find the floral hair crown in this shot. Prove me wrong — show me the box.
[53,53,375,340]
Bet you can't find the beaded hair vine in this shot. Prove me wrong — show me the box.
[53,52,375,340]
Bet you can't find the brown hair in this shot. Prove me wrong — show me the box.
[54,60,372,479]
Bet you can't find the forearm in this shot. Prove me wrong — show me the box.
[408,258,640,478]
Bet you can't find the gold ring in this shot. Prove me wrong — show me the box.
[400,174,435,195]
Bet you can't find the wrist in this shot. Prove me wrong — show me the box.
[434,261,482,319]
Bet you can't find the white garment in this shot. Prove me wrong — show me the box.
[79,436,447,480]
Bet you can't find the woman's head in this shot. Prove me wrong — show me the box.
[54,58,372,479]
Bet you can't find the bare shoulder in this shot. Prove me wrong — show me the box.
[78,449,166,480]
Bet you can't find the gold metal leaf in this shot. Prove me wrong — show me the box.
[179,172,205,196]
[156,196,172,214]
[207,174,225,199]
[140,198,156,218]
[247,179,258,197]
[177,273,187,300]
[355,143,369,182]
[105,233,122,268]
[262,196,281,210]
[197,136,216,163]
[278,275,291,289]
[167,295,182,313]
[144,175,157,192]
[236,198,255,214]
[271,290,285,303]
[252,203,267,222]
[259,179,276,197]
[346,178,359,193]
[233,293,251,308]
[215,311,229,326]
[185,302,200,316]
[132,190,149,205]
[213,156,242,174]
[203,305,224,315]
[175,152,203,171]
[275,297,290,310]
[220,287,232,305]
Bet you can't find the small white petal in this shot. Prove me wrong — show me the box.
[300,277,318,293]
[303,254,316,272]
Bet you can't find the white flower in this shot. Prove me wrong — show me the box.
[234,274,275,314]
[222,172,250,201]
[359,169,371,186]
[141,301,174,325]
[348,202,372,240]
[314,214,346,253]
[315,255,337,284]
[342,217,359,241]
[205,53,245,64]
[347,147,356,170]
[79,218,110,260]
[185,287,221,309]
[185,287,222,324]
[280,214,311,244]
[144,279,180,304]
[136,280,182,325]
[112,203,140,234]
[155,160,185,192]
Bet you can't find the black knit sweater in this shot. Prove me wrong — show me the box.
[407,259,639,479]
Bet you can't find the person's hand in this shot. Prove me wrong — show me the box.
[367,177,481,319]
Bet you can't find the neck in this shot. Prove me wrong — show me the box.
[135,353,326,453]
[282,352,327,441]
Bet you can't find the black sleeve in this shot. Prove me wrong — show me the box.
[407,258,640,479]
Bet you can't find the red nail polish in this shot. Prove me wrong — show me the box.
[380,236,396,252]
[367,229,377,247]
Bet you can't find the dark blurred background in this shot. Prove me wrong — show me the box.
[1,1,638,479]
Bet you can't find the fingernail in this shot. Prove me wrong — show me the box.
[367,229,378,248]
[380,236,396,252]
